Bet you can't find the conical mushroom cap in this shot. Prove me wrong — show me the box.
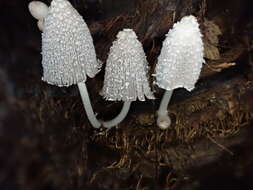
[155,15,204,91]
[42,0,101,87]
[102,29,154,101]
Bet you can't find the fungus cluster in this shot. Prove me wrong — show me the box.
[28,0,204,129]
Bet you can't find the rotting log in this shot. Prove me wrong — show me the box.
[93,75,253,162]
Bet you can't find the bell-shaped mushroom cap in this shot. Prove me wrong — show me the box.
[42,0,101,87]
[102,29,155,101]
[154,15,204,91]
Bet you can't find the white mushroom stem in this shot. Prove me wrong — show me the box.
[101,102,131,129]
[78,82,101,128]
[157,90,173,129]
[79,82,132,129]
[37,19,45,31]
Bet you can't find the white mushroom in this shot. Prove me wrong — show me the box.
[37,19,44,31]
[28,1,49,31]
[28,0,102,128]
[28,1,49,20]
[154,15,204,129]
[101,29,155,128]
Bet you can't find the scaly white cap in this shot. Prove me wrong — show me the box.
[41,0,101,87]
[102,29,155,101]
[154,15,204,91]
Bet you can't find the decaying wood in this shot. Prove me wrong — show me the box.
[93,76,253,161]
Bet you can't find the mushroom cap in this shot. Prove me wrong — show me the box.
[154,15,204,91]
[42,0,101,87]
[102,29,155,101]
[28,1,49,20]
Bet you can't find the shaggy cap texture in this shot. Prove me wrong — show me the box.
[102,29,155,101]
[42,0,101,87]
[155,15,204,91]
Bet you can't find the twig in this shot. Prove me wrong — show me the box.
[207,135,234,155]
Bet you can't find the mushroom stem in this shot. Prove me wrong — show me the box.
[157,90,173,129]
[102,101,131,129]
[77,82,101,128]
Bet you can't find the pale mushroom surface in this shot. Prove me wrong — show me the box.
[102,29,154,101]
[37,19,44,31]
[42,0,101,87]
[155,15,204,91]
[28,1,49,20]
